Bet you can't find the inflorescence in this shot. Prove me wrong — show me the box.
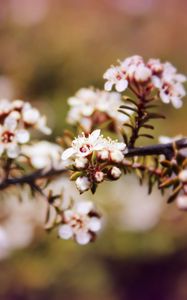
[0,55,186,246]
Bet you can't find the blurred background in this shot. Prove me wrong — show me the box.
[0,0,187,299]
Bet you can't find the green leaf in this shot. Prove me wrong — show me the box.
[70,172,83,181]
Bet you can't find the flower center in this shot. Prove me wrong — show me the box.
[1,131,14,143]
[80,144,91,153]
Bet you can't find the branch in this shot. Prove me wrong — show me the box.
[0,168,66,191]
[126,138,187,159]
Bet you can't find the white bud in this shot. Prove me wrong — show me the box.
[88,217,101,232]
[110,166,121,179]
[58,224,73,240]
[110,150,124,163]
[177,195,187,210]
[75,230,91,245]
[98,150,109,161]
[16,129,30,144]
[94,171,104,183]
[134,65,152,82]
[23,108,40,124]
[75,176,91,193]
[179,170,187,182]
[9,111,21,120]
[75,157,88,169]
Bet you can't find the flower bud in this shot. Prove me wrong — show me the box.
[110,150,124,163]
[94,171,104,183]
[97,150,109,161]
[75,176,91,193]
[177,195,187,210]
[110,166,121,179]
[179,170,187,182]
[75,157,88,169]
[134,65,152,82]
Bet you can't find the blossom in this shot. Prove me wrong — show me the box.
[58,200,102,245]
[0,116,30,158]
[101,137,126,163]
[22,141,65,170]
[67,88,131,132]
[103,56,186,108]
[103,66,128,92]
[0,99,51,135]
[61,129,104,160]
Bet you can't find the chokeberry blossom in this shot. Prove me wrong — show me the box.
[58,200,102,245]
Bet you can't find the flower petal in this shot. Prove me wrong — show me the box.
[61,147,76,160]
[58,224,73,240]
[75,230,91,245]
[115,80,128,92]
[88,217,101,232]
[89,129,101,143]
[7,144,20,158]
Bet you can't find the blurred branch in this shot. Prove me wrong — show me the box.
[126,138,187,160]
[0,168,66,191]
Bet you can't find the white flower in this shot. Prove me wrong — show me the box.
[0,99,12,116]
[75,177,91,193]
[179,170,187,182]
[22,107,40,124]
[177,195,187,210]
[61,129,104,160]
[147,58,163,75]
[0,116,30,158]
[110,166,122,179]
[22,103,51,134]
[67,88,132,131]
[103,66,128,92]
[22,141,64,170]
[0,99,51,135]
[102,138,126,163]
[157,62,186,108]
[58,200,101,245]
[104,56,186,108]
[35,116,52,135]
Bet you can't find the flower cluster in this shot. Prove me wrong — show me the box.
[21,141,65,171]
[104,55,186,108]
[58,200,101,245]
[0,99,51,158]
[61,129,126,193]
[67,88,131,133]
